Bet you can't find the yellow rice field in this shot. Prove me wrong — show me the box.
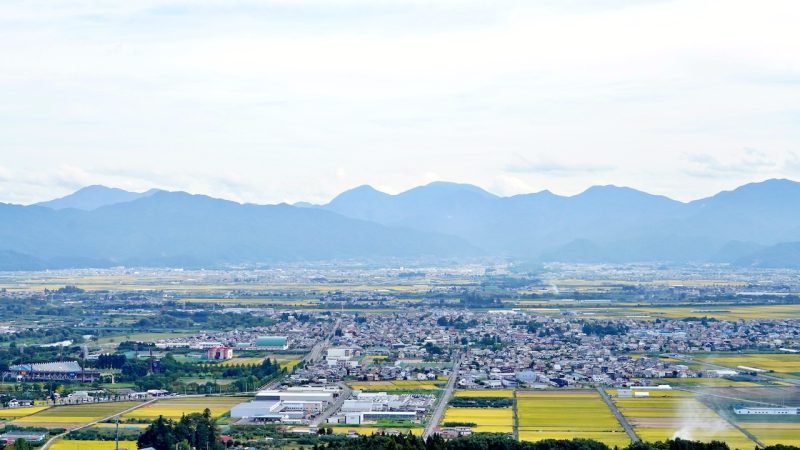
[442,407,513,433]
[695,354,800,378]
[454,390,514,398]
[516,390,626,447]
[122,397,245,420]
[612,392,754,449]
[13,402,142,429]
[220,357,264,366]
[741,423,800,447]
[0,406,50,418]
[51,440,138,450]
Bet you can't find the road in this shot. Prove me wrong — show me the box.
[258,318,340,390]
[41,398,158,450]
[596,385,639,443]
[423,355,461,439]
[311,382,352,428]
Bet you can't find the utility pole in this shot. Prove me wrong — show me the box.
[115,415,120,450]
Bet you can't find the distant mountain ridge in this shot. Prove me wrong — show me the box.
[318,179,800,267]
[3,178,800,269]
[35,185,161,210]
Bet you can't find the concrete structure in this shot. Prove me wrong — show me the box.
[206,345,233,360]
[254,336,288,349]
[231,388,335,422]
[4,361,100,382]
[734,406,799,415]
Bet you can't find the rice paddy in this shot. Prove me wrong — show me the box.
[121,397,246,420]
[611,390,754,449]
[740,424,800,447]
[0,406,50,419]
[442,407,513,433]
[13,402,142,429]
[454,389,514,398]
[516,390,628,447]
[694,354,800,379]
[220,357,265,366]
[51,440,139,450]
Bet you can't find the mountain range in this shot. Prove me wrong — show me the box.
[2,180,800,269]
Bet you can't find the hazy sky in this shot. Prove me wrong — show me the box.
[1,0,799,205]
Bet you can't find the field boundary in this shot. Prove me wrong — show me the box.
[596,386,639,443]
[40,400,157,450]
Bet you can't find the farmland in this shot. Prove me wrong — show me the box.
[121,397,246,420]
[516,390,629,447]
[697,386,800,447]
[454,389,514,398]
[0,406,50,419]
[13,402,142,429]
[694,353,800,379]
[442,407,513,433]
[51,440,139,450]
[611,389,754,449]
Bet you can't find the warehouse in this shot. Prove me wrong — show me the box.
[253,336,288,349]
[4,361,100,382]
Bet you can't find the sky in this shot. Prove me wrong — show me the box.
[1,0,799,205]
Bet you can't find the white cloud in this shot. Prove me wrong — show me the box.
[0,0,799,204]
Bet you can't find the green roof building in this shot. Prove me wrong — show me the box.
[254,336,288,349]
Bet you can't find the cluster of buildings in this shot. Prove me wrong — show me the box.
[231,387,341,423]
[284,309,798,390]
[327,391,434,425]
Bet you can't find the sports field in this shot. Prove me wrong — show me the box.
[122,397,246,420]
[516,390,629,447]
[13,402,142,429]
[51,440,139,450]
[442,407,513,433]
[612,390,753,449]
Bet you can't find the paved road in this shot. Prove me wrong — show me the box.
[258,318,340,390]
[311,382,352,428]
[423,355,461,439]
[596,385,639,443]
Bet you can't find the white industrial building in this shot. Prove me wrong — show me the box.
[734,406,799,415]
[328,391,433,425]
[326,348,358,368]
[231,388,335,422]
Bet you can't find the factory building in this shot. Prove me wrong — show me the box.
[231,388,335,422]
[4,361,100,383]
[254,336,288,350]
[735,406,799,415]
